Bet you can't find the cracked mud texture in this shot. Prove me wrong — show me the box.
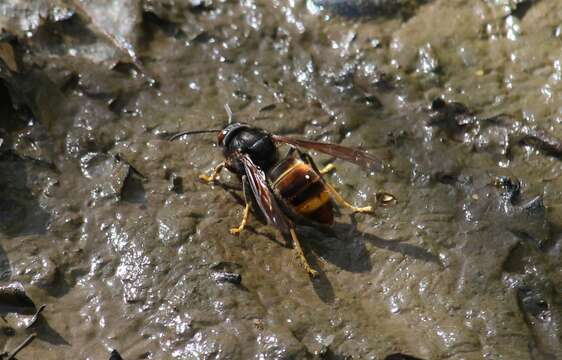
[0,0,561,359]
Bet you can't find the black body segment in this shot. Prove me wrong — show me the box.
[221,124,278,174]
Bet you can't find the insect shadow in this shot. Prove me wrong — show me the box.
[29,313,70,346]
[297,214,440,303]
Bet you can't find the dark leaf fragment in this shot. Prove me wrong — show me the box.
[110,349,124,360]
[0,282,36,314]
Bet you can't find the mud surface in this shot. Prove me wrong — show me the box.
[1,0,561,359]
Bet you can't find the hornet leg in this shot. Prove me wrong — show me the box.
[230,176,251,235]
[230,204,250,235]
[324,182,372,213]
[319,163,336,175]
[298,152,372,213]
[199,162,225,183]
[289,227,318,277]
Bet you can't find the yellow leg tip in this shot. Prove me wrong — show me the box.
[319,164,336,175]
[230,204,250,235]
[199,163,225,183]
[229,227,242,235]
[294,253,318,277]
[353,205,373,213]
[289,228,319,277]
[199,174,215,183]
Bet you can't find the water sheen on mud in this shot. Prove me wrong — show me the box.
[0,0,561,359]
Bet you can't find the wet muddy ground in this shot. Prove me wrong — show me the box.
[0,0,561,359]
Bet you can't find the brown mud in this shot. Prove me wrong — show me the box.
[0,0,561,359]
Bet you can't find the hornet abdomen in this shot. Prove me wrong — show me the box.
[269,157,334,225]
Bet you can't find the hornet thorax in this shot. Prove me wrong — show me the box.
[217,123,279,175]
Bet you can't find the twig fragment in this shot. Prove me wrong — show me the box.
[25,304,46,329]
[7,333,36,360]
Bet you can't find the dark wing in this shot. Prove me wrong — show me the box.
[237,152,292,234]
[272,135,385,171]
